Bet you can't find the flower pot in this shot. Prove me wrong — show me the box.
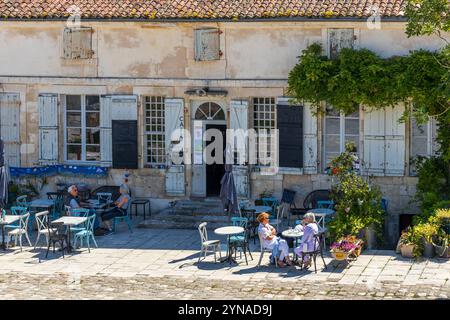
[433,245,450,258]
[400,244,415,258]
[331,250,349,261]
[423,241,435,258]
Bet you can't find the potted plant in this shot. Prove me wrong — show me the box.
[330,238,358,261]
[432,233,450,258]
[398,228,417,258]
[413,223,439,258]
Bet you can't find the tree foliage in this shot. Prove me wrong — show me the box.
[405,0,450,38]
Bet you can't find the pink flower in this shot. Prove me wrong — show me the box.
[345,207,350,213]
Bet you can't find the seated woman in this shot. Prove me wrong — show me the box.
[257,212,293,267]
[100,184,131,232]
[294,212,319,268]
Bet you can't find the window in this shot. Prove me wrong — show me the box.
[65,95,100,162]
[62,27,94,59]
[144,96,166,165]
[195,102,225,120]
[327,28,354,59]
[410,117,438,175]
[194,28,221,61]
[253,97,276,165]
[323,105,359,170]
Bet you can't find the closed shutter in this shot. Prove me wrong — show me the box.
[230,99,249,198]
[328,28,354,59]
[100,96,113,167]
[112,120,138,169]
[38,94,58,164]
[385,105,405,176]
[165,98,185,196]
[276,98,303,168]
[363,108,385,176]
[194,28,220,61]
[303,102,318,174]
[0,93,20,167]
[63,27,93,59]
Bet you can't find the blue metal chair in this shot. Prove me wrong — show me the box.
[69,208,91,242]
[50,197,64,220]
[5,206,28,232]
[113,203,133,233]
[230,217,248,243]
[317,200,334,209]
[262,197,279,213]
[15,196,35,233]
[73,214,98,252]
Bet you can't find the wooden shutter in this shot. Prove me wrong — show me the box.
[0,93,20,167]
[230,100,249,198]
[38,94,58,165]
[303,102,318,174]
[363,108,385,176]
[277,99,303,169]
[63,27,93,59]
[328,28,354,59]
[194,28,220,61]
[100,96,113,167]
[112,120,138,169]
[385,105,405,176]
[165,98,185,196]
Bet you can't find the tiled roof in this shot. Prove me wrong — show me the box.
[0,0,407,20]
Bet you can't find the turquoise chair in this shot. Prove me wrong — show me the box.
[113,203,133,233]
[73,214,98,252]
[230,217,248,243]
[262,197,279,213]
[15,196,35,233]
[69,208,91,242]
[5,206,28,232]
[317,200,334,209]
[50,197,64,220]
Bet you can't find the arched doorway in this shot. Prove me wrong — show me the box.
[191,101,227,197]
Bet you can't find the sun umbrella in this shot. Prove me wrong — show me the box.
[220,145,238,217]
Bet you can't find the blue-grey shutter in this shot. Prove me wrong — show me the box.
[38,94,58,165]
[100,96,113,167]
[303,102,318,174]
[0,93,21,167]
[194,28,220,61]
[277,100,303,168]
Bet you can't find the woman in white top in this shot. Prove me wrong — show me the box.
[294,212,319,268]
[257,212,293,267]
[100,185,131,231]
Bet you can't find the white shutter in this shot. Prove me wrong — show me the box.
[38,94,58,164]
[385,105,405,176]
[63,27,93,59]
[230,99,249,198]
[363,108,385,176]
[164,98,185,196]
[327,28,354,59]
[303,102,318,174]
[100,96,113,167]
[0,93,20,167]
[194,28,220,61]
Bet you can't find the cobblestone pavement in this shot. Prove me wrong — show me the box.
[0,222,448,299]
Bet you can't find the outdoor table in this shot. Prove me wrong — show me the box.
[131,199,151,220]
[0,215,20,250]
[52,216,88,253]
[242,205,272,221]
[27,199,54,210]
[307,208,335,231]
[281,228,304,261]
[85,199,112,210]
[214,226,245,265]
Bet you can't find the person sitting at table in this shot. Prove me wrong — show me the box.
[294,212,319,268]
[257,212,293,267]
[100,184,130,232]
[65,184,100,230]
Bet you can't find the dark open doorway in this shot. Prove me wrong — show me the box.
[399,214,416,235]
[205,124,226,197]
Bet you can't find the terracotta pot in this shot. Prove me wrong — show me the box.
[400,244,415,258]
[331,250,349,261]
[433,245,450,258]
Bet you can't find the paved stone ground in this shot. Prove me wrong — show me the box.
[0,219,448,299]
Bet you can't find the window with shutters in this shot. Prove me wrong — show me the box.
[62,27,94,59]
[194,28,221,61]
[64,95,100,162]
[253,97,276,165]
[144,96,166,165]
[327,28,354,59]
[410,117,438,175]
[323,105,360,170]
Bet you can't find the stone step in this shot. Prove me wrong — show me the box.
[137,218,228,230]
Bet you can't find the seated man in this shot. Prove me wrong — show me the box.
[100,184,130,232]
[65,185,100,229]
[257,212,293,267]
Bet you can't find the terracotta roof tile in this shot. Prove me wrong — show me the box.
[0,0,407,20]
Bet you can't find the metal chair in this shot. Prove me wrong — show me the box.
[97,192,112,204]
[15,195,28,206]
[113,202,133,233]
[6,212,32,251]
[45,221,68,258]
[257,232,278,269]
[270,205,285,229]
[50,197,64,220]
[197,222,221,263]
[229,225,253,265]
[5,206,27,232]
[317,200,334,209]
[34,211,56,249]
[241,209,258,243]
[73,214,98,252]
[229,217,248,248]
[298,232,327,273]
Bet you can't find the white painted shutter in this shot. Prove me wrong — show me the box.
[0,93,20,167]
[194,28,220,61]
[63,27,93,59]
[363,108,385,176]
[303,102,318,174]
[164,98,185,196]
[384,105,405,176]
[327,28,354,59]
[100,96,113,167]
[38,94,58,164]
[230,99,249,198]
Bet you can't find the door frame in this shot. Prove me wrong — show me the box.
[190,100,227,198]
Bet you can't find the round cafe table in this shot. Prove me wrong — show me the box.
[214,226,244,265]
[281,228,304,261]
